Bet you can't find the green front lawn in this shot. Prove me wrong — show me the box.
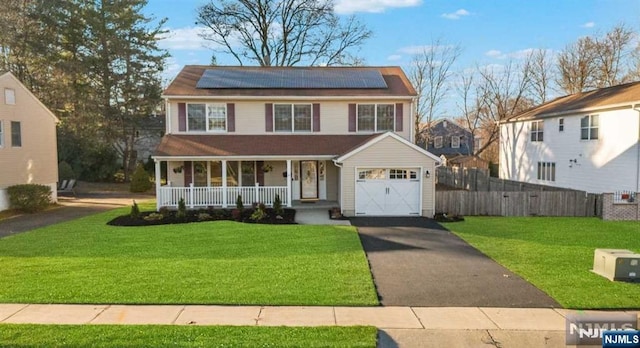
[0,325,377,348]
[0,207,378,306]
[442,217,640,309]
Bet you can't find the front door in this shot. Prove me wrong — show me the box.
[300,160,318,199]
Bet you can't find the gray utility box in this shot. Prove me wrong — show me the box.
[592,249,640,282]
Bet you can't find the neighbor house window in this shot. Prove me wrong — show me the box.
[357,104,394,132]
[0,120,3,147]
[581,115,598,140]
[434,136,443,148]
[187,103,226,132]
[4,88,15,105]
[530,120,543,142]
[11,121,21,147]
[451,136,460,148]
[558,118,564,132]
[537,162,556,181]
[274,104,311,132]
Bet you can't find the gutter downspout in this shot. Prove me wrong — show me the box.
[332,159,344,215]
[634,105,640,192]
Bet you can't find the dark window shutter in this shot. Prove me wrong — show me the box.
[256,161,265,186]
[178,103,186,132]
[395,103,403,132]
[184,161,192,186]
[227,103,235,132]
[313,103,320,132]
[265,103,273,132]
[348,104,356,132]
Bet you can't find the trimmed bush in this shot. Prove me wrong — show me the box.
[130,201,140,219]
[129,164,153,193]
[273,194,284,215]
[236,195,244,210]
[58,161,76,181]
[7,184,52,213]
[176,198,187,220]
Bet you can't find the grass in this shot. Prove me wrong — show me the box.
[0,324,378,347]
[441,217,640,309]
[0,205,378,306]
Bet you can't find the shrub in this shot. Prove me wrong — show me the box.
[58,161,76,181]
[130,201,140,219]
[273,194,284,215]
[176,198,187,220]
[250,203,267,221]
[7,184,52,213]
[158,206,171,218]
[236,195,244,210]
[130,164,153,192]
[143,212,164,221]
[198,212,212,221]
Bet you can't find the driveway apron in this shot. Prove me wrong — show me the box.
[351,217,561,308]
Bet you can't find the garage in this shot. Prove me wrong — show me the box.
[355,168,421,216]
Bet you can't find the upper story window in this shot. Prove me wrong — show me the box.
[451,136,460,148]
[274,104,311,132]
[11,121,21,147]
[434,136,443,149]
[357,104,394,132]
[0,120,3,147]
[558,118,564,132]
[580,115,598,140]
[4,88,15,105]
[187,103,226,132]
[530,120,543,142]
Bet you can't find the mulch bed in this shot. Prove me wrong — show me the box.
[433,213,465,222]
[107,207,296,227]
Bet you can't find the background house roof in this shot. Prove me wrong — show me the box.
[153,134,379,157]
[163,66,416,97]
[506,80,640,122]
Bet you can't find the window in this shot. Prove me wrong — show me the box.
[558,118,564,132]
[581,115,598,140]
[11,121,21,147]
[451,136,460,148]
[193,161,208,187]
[4,88,15,105]
[434,136,443,148]
[0,120,3,147]
[357,104,394,132]
[187,103,226,132]
[274,104,311,132]
[537,162,556,181]
[530,120,543,142]
[241,161,255,186]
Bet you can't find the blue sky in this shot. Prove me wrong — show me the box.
[147,0,640,114]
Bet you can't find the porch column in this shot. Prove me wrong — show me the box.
[154,159,161,211]
[286,160,292,207]
[222,160,228,208]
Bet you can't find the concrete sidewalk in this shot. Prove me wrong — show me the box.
[1,304,637,347]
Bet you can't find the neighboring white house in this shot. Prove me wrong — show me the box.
[500,81,640,194]
[0,72,59,210]
[152,66,441,217]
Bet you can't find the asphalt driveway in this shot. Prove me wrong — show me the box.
[350,217,560,308]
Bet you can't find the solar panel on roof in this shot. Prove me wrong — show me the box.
[196,68,388,89]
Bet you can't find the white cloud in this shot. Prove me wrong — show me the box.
[485,48,546,60]
[398,45,451,55]
[581,21,595,28]
[485,49,505,59]
[441,9,470,20]
[158,27,210,51]
[387,54,403,61]
[334,0,422,14]
[510,48,536,59]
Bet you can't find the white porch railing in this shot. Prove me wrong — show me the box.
[158,184,289,208]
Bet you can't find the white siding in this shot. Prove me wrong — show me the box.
[500,108,640,193]
[166,99,413,142]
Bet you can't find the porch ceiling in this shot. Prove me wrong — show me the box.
[154,134,380,158]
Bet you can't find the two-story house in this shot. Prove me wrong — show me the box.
[0,71,59,211]
[499,81,640,194]
[152,66,441,217]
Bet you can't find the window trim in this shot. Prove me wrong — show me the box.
[530,120,544,142]
[273,103,313,133]
[451,136,460,148]
[537,161,556,182]
[580,114,599,140]
[558,118,564,132]
[10,121,21,147]
[4,88,15,105]
[356,103,395,133]
[186,102,227,133]
[434,136,443,149]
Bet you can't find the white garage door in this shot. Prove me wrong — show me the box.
[355,168,421,216]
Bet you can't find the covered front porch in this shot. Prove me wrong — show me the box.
[153,158,340,210]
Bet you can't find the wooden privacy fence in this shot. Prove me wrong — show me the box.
[436,191,602,217]
[436,167,577,192]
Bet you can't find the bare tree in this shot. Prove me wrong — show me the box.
[593,24,634,86]
[556,36,598,94]
[526,48,554,104]
[456,71,484,154]
[410,39,461,146]
[196,0,371,66]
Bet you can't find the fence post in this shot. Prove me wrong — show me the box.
[255,182,260,204]
[189,183,194,209]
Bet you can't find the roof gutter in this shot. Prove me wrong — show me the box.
[502,101,640,124]
[162,95,416,101]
